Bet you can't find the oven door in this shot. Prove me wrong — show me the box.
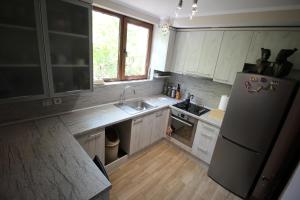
[170,115,196,147]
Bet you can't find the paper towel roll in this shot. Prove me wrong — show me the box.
[218,95,229,111]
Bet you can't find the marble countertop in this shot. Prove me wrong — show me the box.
[0,95,222,200]
[199,111,223,128]
[0,117,111,200]
[60,95,223,138]
[60,95,180,137]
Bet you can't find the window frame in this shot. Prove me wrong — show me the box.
[92,6,153,82]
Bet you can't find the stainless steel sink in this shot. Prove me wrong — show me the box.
[115,100,156,114]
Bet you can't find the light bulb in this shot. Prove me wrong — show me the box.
[177,0,183,10]
[192,0,198,8]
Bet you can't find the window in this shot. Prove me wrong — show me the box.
[92,7,153,82]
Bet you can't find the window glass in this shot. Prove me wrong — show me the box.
[125,23,149,77]
[92,10,120,80]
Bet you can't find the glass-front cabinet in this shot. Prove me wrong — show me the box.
[0,0,92,102]
[42,0,92,94]
[0,0,48,100]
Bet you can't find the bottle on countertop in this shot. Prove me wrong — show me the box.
[162,80,168,95]
[167,86,172,97]
[171,86,176,98]
[175,84,181,100]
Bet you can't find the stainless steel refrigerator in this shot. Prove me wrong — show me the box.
[208,73,298,198]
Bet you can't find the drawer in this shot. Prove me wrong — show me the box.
[198,122,219,136]
[192,121,220,164]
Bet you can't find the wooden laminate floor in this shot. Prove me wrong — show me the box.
[109,140,242,200]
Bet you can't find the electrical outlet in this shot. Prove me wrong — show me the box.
[53,97,62,105]
[42,99,53,107]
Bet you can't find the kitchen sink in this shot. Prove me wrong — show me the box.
[115,100,156,114]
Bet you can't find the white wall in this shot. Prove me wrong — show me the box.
[92,0,160,24]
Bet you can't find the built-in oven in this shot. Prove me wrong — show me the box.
[170,109,198,147]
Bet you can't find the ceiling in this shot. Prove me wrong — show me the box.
[110,0,300,19]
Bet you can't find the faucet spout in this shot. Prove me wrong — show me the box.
[120,85,136,104]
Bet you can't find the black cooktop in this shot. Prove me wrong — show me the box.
[173,101,210,116]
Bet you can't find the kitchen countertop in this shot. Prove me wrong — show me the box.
[0,95,222,200]
[59,95,223,137]
[60,95,180,137]
[0,117,111,200]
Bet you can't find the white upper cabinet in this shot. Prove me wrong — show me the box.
[213,31,253,85]
[197,31,224,78]
[184,31,206,74]
[150,26,176,72]
[246,31,300,70]
[184,31,223,78]
[171,31,189,73]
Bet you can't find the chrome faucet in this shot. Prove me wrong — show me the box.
[119,85,136,104]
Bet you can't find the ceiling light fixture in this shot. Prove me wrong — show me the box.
[177,0,183,10]
[175,0,199,20]
[192,0,198,8]
[159,18,172,35]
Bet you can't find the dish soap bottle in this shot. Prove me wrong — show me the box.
[175,84,181,100]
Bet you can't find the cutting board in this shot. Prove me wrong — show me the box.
[208,109,225,121]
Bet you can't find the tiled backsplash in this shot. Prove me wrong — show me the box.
[167,73,232,108]
[0,79,164,124]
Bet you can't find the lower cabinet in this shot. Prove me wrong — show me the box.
[130,109,169,155]
[192,121,219,164]
[151,109,169,143]
[76,129,105,164]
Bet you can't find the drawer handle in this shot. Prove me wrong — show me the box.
[156,113,163,117]
[88,132,104,139]
[134,119,143,125]
[197,147,208,154]
[202,125,215,132]
[201,133,213,139]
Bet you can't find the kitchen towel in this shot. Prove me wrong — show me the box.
[218,95,229,111]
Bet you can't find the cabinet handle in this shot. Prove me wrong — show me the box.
[201,124,216,133]
[201,133,213,139]
[88,132,104,139]
[197,147,208,154]
[156,112,163,117]
[133,119,143,125]
[171,116,193,127]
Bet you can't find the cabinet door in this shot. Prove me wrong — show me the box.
[213,31,253,85]
[171,31,188,73]
[41,0,92,95]
[246,31,300,70]
[184,31,205,75]
[0,0,48,101]
[151,109,169,143]
[77,133,95,158]
[94,130,105,164]
[140,113,154,149]
[76,130,105,163]
[197,31,223,78]
[130,117,144,154]
[151,27,175,72]
[192,121,219,164]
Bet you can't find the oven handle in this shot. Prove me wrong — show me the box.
[171,116,193,127]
